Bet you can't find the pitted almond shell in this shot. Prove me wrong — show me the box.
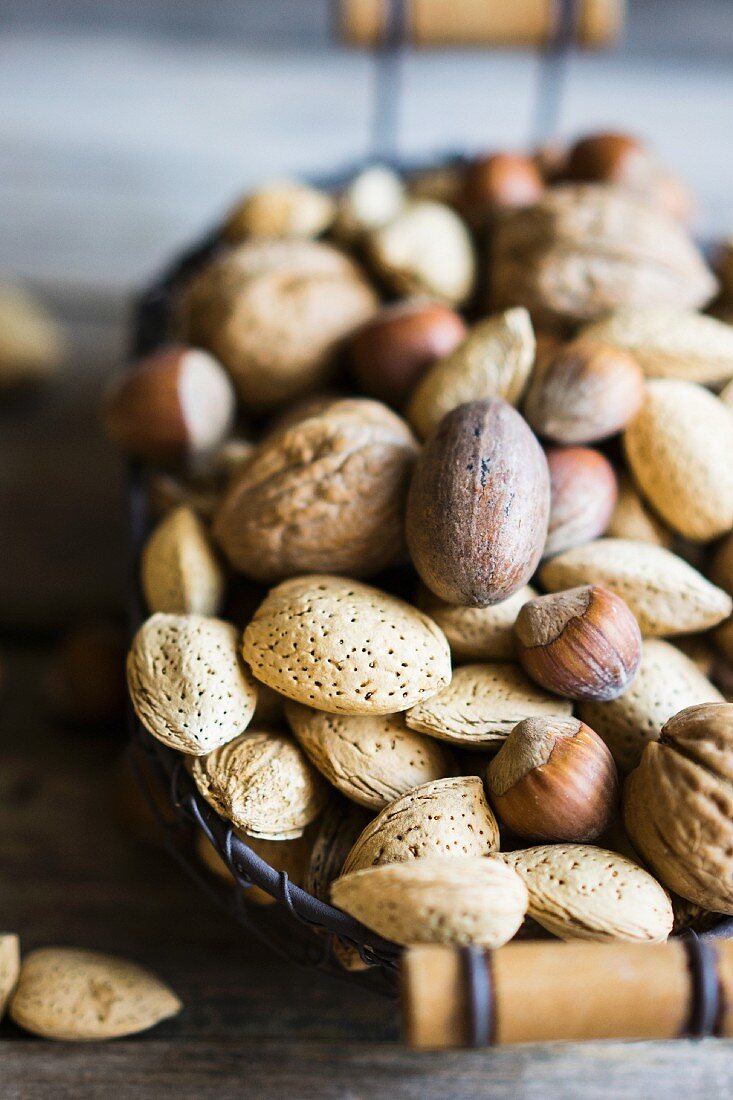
[501,844,673,943]
[342,776,499,874]
[623,380,733,542]
[242,575,451,715]
[306,797,373,902]
[331,855,527,948]
[606,473,673,547]
[405,662,572,745]
[417,585,537,662]
[9,948,181,1040]
[577,639,723,773]
[285,702,452,810]
[580,305,733,385]
[0,934,20,1020]
[624,702,733,913]
[192,729,329,839]
[141,505,225,615]
[213,398,417,582]
[127,613,258,755]
[540,538,732,637]
[406,308,535,439]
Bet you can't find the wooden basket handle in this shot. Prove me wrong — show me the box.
[339,0,625,49]
[402,938,733,1048]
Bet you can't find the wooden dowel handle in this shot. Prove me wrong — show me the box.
[402,940,733,1049]
[340,0,625,49]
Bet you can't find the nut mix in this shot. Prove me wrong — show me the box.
[107,132,733,964]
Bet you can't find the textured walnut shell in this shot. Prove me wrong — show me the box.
[580,305,733,386]
[127,613,258,755]
[624,702,733,913]
[540,538,732,637]
[213,399,417,582]
[331,856,527,948]
[578,639,724,774]
[242,575,451,715]
[192,729,329,840]
[406,308,536,440]
[514,585,641,702]
[180,239,377,411]
[544,446,617,559]
[342,776,499,874]
[623,380,733,542]
[501,844,673,942]
[406,398,550,607]
[487,717,618,842]
[284,702,452,810]
[523,339,644,445]
[417,584,537,662]
[405,663,572,746]
[490,185,716,327]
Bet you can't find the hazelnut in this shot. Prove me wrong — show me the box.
[544,446,617,558]
[346,300,466,407]
[366,201,475,305]
[523,340,645,444]
[460,152,544,223]
[221,179,335,243]
[514,585,642,701]
[565,131,651,186]
[487,716,619,842]
[103,346,236,467]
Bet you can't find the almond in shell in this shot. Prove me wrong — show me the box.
[342,776,499,874]
[141,505,225,615]
[192,730,328,839]
[416,584,537,662]
[501,844,673,943]
[405,663,572,747]
[539,538,732,637]
[331,856,527,948]
[127,613,258,755]
[242,575,451,715]
[9,948,181,1040]
[306,797,372,902]
[285,702,452,810]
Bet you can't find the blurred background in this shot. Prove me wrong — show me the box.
[0,0,732,624]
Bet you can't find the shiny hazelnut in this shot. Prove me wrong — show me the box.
[486,715,619,842]
[347,300,466,407]
[460,152,544,222]
[103,346,236,467]
[514,585,642,701]
[544,446,617,558]
[565,131,651,185]
[523,340,645,444]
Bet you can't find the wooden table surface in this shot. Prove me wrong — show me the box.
[2,298,733,1098]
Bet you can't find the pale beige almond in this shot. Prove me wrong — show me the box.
[406,309,535,439]
[334,165,405,240]
[192,729,328,840]
[540,538,732,637]
[141,505,225,615]
[501,844,673,943]
[0,934,20,1020]
[623,380,733,541]
[306,797,372,902]
[196,826,313,904]
[417,584,537,662]
[577,639,724,773]
[405,663,572,746]
[580,305,733,385]
[342,776,499,874]
[222,180,335,242]
[127,613,258,755]
[242,575,451,715]
[9,948,181,1040]
[606,473,673,548]
[284,702,452,810]
[331,856,527,948]
[367,201,475,305]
